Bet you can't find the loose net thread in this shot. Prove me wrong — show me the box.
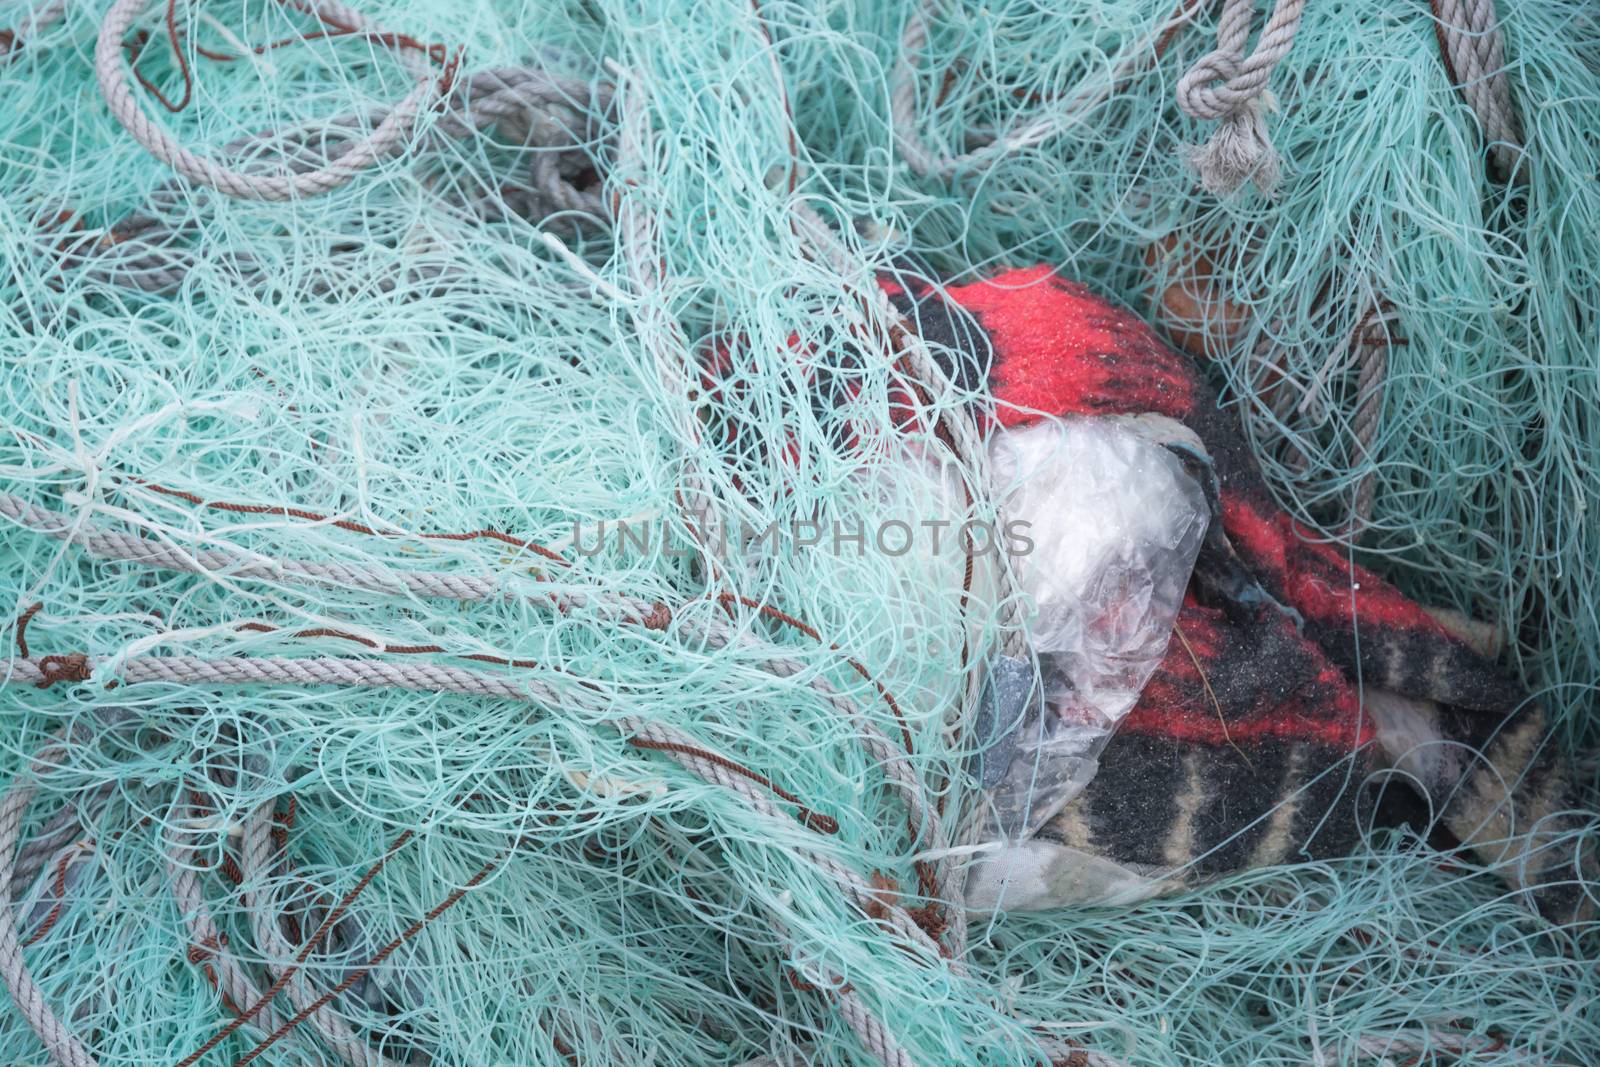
[2,0,1597,1065]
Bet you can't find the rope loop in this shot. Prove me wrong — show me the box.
[1175,50,1241,116]
[96,0,444,202]
[33,653,90,689]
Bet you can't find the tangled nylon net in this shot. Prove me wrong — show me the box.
[0,0,1596,1065]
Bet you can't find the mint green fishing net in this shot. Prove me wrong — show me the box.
[1,0,1596,1065]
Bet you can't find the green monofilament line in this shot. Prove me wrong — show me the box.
[0,0,1595,1065]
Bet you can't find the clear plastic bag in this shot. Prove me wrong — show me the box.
[969,416,1209,854]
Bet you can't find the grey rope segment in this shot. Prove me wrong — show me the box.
[832,982,915,1067]
[1176,0,1306,195]
[887,4,939,177]
[12,652,575,705]
[765,909,917,1067]
[1430,0,1524,180]
[0,733,98,1067]
[60,65,612,293]
[0,489,502,602]
[166,811,296,1046]
[1348,301,1394,532]
[96,0,444,202]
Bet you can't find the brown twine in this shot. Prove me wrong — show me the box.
[226,848,507,1067]
[638,601,673,631]
[186,933,225,965]
[13,601,42,658]
[132,478,570,564]
[628,737,839,834]
[33,653,90,689]
[19,848,78,949]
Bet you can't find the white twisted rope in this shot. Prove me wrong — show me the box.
[0,735,98,1067]
[10,652,579,706]
[833,983,916,1067]
[1430,0,1524,180]
[95,0,443,201]
[1176,0,1306,195]
[0,489,500,602]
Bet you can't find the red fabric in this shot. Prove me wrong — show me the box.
[704,264,1517,727]
[931,266,1198,427]
[1122,599,1371,750]
[1222,496,1447,635]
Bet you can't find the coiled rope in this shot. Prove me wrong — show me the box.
[96,0,452,202]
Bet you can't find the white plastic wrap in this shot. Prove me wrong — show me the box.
[970,416,1209,847]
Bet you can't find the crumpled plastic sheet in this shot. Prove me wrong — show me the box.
[965,416,1208,906]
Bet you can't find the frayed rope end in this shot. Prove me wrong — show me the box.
[1183,103,1282,198]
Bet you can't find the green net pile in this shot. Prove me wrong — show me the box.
[0,0,1595,1064]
